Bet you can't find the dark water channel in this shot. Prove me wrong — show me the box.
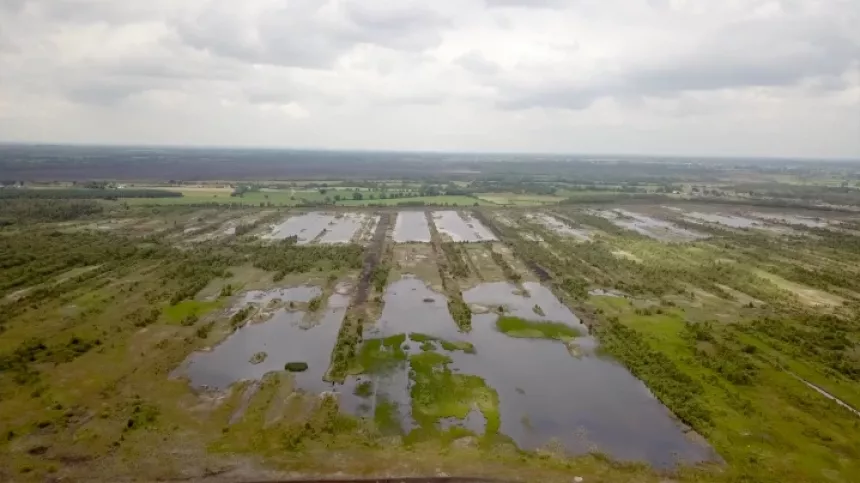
[341,277,718,467]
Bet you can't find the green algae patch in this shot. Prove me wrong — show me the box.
[163,299,222,324]
[495,316,579,340]
[284,362,308,372]
[408,351,500,438]
[409,332,476,354]
[351,334,407,374]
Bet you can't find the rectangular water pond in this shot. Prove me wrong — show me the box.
[392,211,431,242]
[339,277,719,468]
[262,212,376,244]
[262,212,336,244]
[432,211,497,242]
[318,213,378,244]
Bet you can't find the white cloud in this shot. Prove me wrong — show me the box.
[0,0,858,158]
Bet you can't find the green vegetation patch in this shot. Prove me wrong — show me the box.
[408,351,500,438]
[495,316,580,340]
[336,195,489,207]
[374,397,403,435]
[162,299,221,324]
[351,334,407,374]
[353,380,373,398]
[409,333,475,354]
[249,351,267,365]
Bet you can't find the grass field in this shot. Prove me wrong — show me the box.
[120,188,363,206]
[336,195,492,206]
[114,188,485,207]
[475,192,565,206]
[4,198,860,482]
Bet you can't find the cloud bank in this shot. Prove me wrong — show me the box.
[0,0,857,157]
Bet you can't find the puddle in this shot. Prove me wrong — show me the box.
[174,289,348,394]
[432,211,497,242]
[526,213,590,240]
[592,209,707,242]
[749,212,829,228]
[340,278,717,467]
[392,211,431,242]
[682,212,763,229]
[439,406,486,434]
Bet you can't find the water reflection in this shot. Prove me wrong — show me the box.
[174,289,348,394]
[340,278,717,467]
[527,213,590,240]
[392,211,431,243]
[432,211,497,242]
[264,212,336,243]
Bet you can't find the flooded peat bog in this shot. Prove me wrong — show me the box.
[263,212,336,243]
[749,212,830,228]
[682,211,764,229]
[174,287,349,394]
[432,211,497,242]
[527,213,591,240]
[342,277,718,467]
[392,211,432,242]
[318,213,377,244]
[592,209,707,242]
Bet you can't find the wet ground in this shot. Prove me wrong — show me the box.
[748,212,829,228]
[526,213,590,240]
[261,212,376,244]
[392,211,431,243]
[339,277,718,467]
[263,213,336,244]
[174,286,348,394]
[432,211,497,242]
[682,211,765,229]
[592,209,707,242]
[319,213,378,244]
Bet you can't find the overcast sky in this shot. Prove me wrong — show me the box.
[1,0,858,158]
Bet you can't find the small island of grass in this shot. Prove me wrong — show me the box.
[495,316,579,340]
[285,361,309,372]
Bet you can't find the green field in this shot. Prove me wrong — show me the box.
[336,195,491,206]
[475,192,566,206]
[4,174,860,483]
[112,188,486,207]
[119,188,366,206]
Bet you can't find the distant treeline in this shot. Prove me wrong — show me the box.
[0,188,182,200]
[0,199,104,225]
[560,193,671,204]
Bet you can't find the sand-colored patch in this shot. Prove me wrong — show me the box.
[754,270,844,307]
[612,250,642,263]
[715,284,763,307]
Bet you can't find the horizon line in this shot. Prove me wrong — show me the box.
[0,141,858,163]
